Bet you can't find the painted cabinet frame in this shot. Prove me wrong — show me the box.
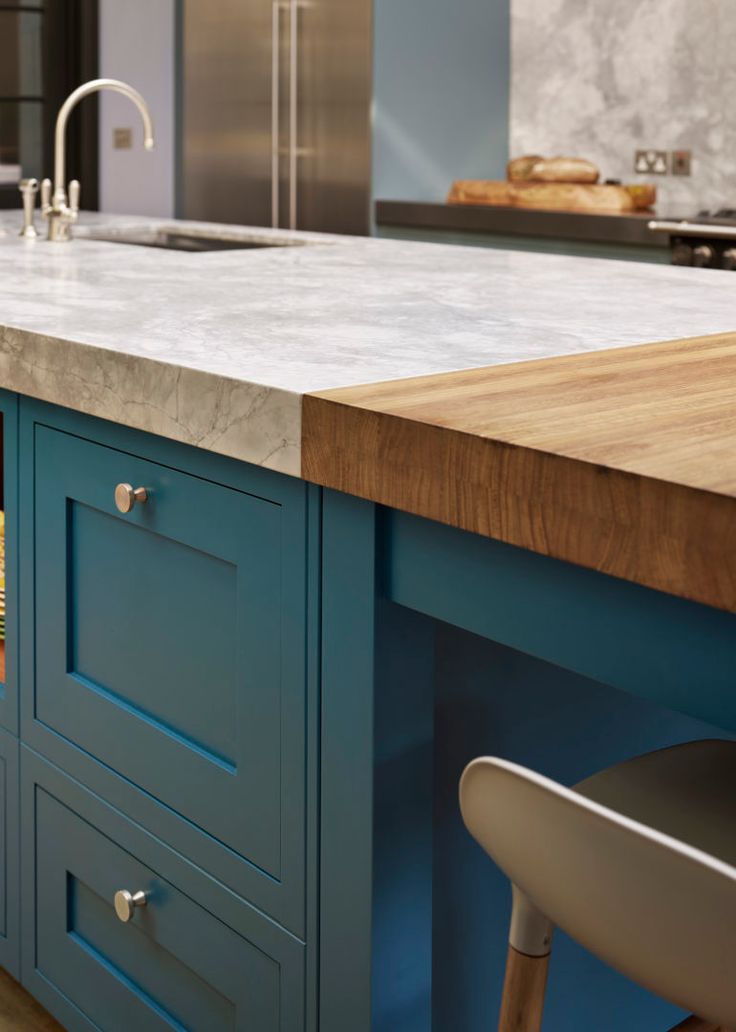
[318,492,736,1032]
[0,388,18,736]
[0,724,19,978]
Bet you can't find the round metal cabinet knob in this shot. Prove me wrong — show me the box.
[114,483,148,514]
[114,889,147,922]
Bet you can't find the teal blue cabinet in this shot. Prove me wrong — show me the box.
[22,747,305,1031]
[1,389,730,1032]
[0,725,19,978]
[20,402,319,938]
[0,388,18,736]
[0,388,20,980]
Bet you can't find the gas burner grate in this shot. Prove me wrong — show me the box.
[695,208,736,223]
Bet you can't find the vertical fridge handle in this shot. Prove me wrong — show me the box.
[271,0,281,229]
[289,0,298,230]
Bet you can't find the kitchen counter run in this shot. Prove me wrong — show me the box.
[2,212,736,609]
[375,199,671,248]
[1,212,735,477]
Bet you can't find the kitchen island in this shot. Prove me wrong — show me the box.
[0,213,734,1031]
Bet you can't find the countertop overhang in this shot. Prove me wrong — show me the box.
[303,332,736,613]
[2,212,736,610]
[375,199,672,248]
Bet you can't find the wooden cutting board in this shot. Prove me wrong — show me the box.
[447,179,656,214]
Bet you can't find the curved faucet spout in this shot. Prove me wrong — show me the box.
[43,78,155,240]
[54,78,155,198]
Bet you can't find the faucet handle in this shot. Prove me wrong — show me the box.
[18,178,39,239]
[40,178,52,215]
[68,179,80,216]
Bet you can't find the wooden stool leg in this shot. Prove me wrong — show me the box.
[667,1016,725,1031]
[498,887,553,1032]
[498,945,550,1032]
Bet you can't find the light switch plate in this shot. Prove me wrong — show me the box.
[113,127,133,150]
[671,150,692,176]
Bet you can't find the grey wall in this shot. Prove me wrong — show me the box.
[511,0,736,213]
[372,0,510,203]
[97,0,510,216]
[98,0,176,216]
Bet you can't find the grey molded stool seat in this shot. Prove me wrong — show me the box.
[459,740,736,1032]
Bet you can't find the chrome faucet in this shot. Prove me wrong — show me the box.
[41,78,155,242]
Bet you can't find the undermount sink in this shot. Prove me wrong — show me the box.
[78,226,312,253]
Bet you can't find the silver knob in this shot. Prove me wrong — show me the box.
[114,889,147,923]
[114,483,148,514]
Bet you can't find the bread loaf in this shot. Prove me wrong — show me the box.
[447,179,656,213]
[507,155,600,184]
[624,183,657,209]
[507,155,544,181]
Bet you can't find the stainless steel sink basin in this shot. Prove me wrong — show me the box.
[79,226,312,253]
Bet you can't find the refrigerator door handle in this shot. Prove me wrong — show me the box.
[289,0,298,230]
[271,0,281,228]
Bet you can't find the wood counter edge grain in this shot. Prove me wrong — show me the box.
[302,331,736,613]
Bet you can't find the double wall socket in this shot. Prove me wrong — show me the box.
[634,148,692,176]
[635,149,668,175]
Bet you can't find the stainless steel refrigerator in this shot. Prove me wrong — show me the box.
[180,0,372,235]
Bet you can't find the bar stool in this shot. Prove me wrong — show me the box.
[459,739,736,1032]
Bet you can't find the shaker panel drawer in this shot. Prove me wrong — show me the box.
[25,421,311,932]
[24,756,304,1032]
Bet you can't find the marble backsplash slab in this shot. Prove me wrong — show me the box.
[511,0,736,213]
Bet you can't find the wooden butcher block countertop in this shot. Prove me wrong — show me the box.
[303,332,736,614]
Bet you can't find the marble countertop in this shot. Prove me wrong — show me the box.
[1,210,736,476]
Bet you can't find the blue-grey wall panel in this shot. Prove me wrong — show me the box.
[372,0,510,203]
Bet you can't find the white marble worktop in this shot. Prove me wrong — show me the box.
[1,211,735,475]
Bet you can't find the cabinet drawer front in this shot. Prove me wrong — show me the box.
[29,424,309,928]
[27,765,304,1032]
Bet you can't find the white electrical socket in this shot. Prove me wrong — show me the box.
[634,149,668,175]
